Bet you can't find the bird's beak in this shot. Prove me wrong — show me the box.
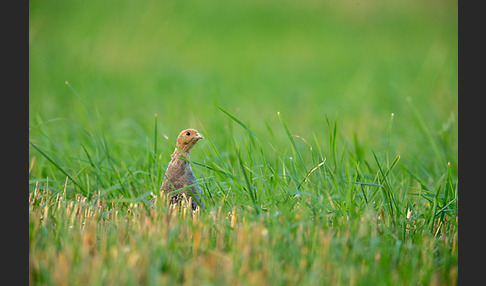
[195,132,204,140]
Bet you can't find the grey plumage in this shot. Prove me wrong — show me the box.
[159,128,205,211]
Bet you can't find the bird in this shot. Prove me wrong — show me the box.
[159,128,205,211]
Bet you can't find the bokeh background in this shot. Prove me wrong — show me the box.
[29,0,457,176]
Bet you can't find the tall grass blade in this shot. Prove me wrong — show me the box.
[29,141,84,193]
[325,116,337,169]
[65,81,98,135]
[278,111,305,168]
[217,105,259,142]
[153,114,158,163]
[80,144,107,189]
[199,124,228,170]
[372,150,401,224]
[297,158,326,190]
[237,147,259,214]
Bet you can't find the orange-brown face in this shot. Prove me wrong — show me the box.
[176,129,204,152]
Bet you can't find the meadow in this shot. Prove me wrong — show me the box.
[29,1,458,285]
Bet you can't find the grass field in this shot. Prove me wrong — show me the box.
[29,1,458,285]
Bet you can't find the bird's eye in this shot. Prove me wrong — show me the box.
[186,131,191,136]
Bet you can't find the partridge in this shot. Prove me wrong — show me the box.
[159,128,205,210]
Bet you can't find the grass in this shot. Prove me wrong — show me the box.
[29,1,457,285]
[29,106,458,285]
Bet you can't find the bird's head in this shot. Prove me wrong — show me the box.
[176,128,204,153]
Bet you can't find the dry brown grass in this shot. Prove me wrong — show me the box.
[30,180,457,285]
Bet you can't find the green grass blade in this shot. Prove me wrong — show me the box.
[278,111,305,169]
[237,147,259,214]
[372,150,399,224]
[325,116,337,169]
[29,141,84,193]
[297,158,326,190]
[217,105,259,142]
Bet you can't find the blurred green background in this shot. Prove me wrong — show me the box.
[29,0,457,175]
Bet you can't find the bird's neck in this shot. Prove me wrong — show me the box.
[171,147,191,162]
